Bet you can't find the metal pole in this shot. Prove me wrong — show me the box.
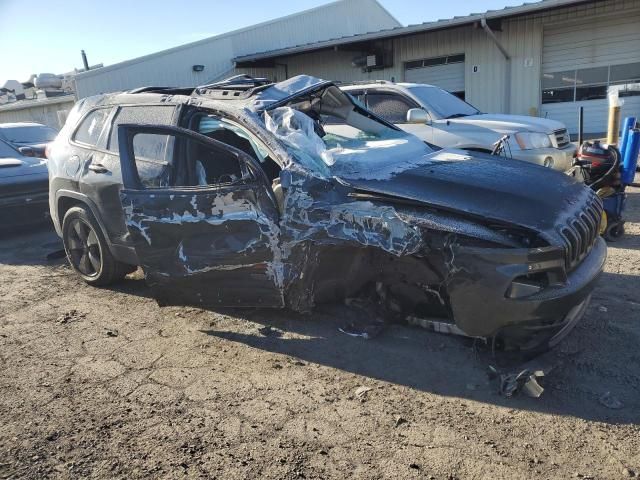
[81,50,90,71]
[578,106,584,146]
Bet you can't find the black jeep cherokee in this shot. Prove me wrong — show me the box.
[48,75,606,351]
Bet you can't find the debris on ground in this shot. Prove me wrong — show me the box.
[105,329,119,338]
[394,416,407,427]
[488,352,560,398]
[598,391,624,409]
[56,309,86,324]
[338,298,387,339]
[355,386,372,399]
[338,323,384,339]
[497,369,545,398]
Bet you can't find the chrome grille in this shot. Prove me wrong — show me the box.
[558,196,602,270]
[554,129,570,148]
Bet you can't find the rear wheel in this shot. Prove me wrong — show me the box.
[62,206,131,285]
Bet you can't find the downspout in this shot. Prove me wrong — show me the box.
[480,17,511,113]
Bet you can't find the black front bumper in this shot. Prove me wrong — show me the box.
[446,237,606,349]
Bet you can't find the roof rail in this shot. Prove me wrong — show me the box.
[193,74,274,100]
[127,86,196,95]
[196,74,272,91]
[336,80,395,86]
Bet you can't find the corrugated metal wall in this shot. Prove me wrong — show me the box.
[0,96,75,129]
[242,0,639,127]
[74,0,400,98]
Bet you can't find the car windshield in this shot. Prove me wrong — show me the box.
[264,102,432,180]
[0,140,18,158]
[2,125,58,144]
[408,85,480,119]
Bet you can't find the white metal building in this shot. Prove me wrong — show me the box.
[234,0,640,135]
[73,0,400,99]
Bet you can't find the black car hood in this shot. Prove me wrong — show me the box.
[343,150,592,234]
[0,156,48,180]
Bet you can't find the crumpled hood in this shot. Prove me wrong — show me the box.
[444,113,565,134]
[343,149,592,233]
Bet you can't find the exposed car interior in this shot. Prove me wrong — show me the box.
[188,115,280,184]
[276,84,395,140]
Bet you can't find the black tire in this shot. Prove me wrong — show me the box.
[604,221,625,242]
[62,206,131,286]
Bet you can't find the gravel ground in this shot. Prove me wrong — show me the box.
[1,185,639,480]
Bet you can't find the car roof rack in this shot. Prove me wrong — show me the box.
[337,80,395,87]
[193,74,274,100]
[127,86,196,95]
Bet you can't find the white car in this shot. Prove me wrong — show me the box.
[340,82,576,171]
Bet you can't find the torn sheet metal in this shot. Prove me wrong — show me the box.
[494,368,545,398]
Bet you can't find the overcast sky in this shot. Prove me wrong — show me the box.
[0,0,525,85]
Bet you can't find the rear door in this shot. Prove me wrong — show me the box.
[117,123,284,308]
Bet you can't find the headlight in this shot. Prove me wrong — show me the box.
[514,132,552,150]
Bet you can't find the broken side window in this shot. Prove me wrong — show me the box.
[196,115,281,183]
[130,133,175,188]
[105,105,177,186]
[73,108,110,147]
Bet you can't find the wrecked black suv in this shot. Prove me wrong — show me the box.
[48,75,606,351]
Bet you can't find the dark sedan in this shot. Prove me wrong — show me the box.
[0,139,49,228]
[0,122,58,158]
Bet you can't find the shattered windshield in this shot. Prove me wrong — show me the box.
[262,84,433,180]
[264,107,432,180]
[408,85,480,119]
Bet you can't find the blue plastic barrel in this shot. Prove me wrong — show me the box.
[621,128,640,185]
[619,116,637,157]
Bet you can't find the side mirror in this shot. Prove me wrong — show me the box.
[406,108,430,124]
[18,146,35,157]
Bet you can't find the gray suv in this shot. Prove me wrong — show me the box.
[341,82,577,171]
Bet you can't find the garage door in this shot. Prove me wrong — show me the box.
[541,12,640,135]
[404,54,465,98]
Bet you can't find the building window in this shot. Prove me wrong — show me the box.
[405,54,465,70]
[610,62,640,98]
[542,62,640,104]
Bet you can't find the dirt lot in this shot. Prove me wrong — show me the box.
[1,188,639,480]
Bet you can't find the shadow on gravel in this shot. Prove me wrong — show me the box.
[0,222,63,266]
[196,279,640,426]
[4,211,638,427]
